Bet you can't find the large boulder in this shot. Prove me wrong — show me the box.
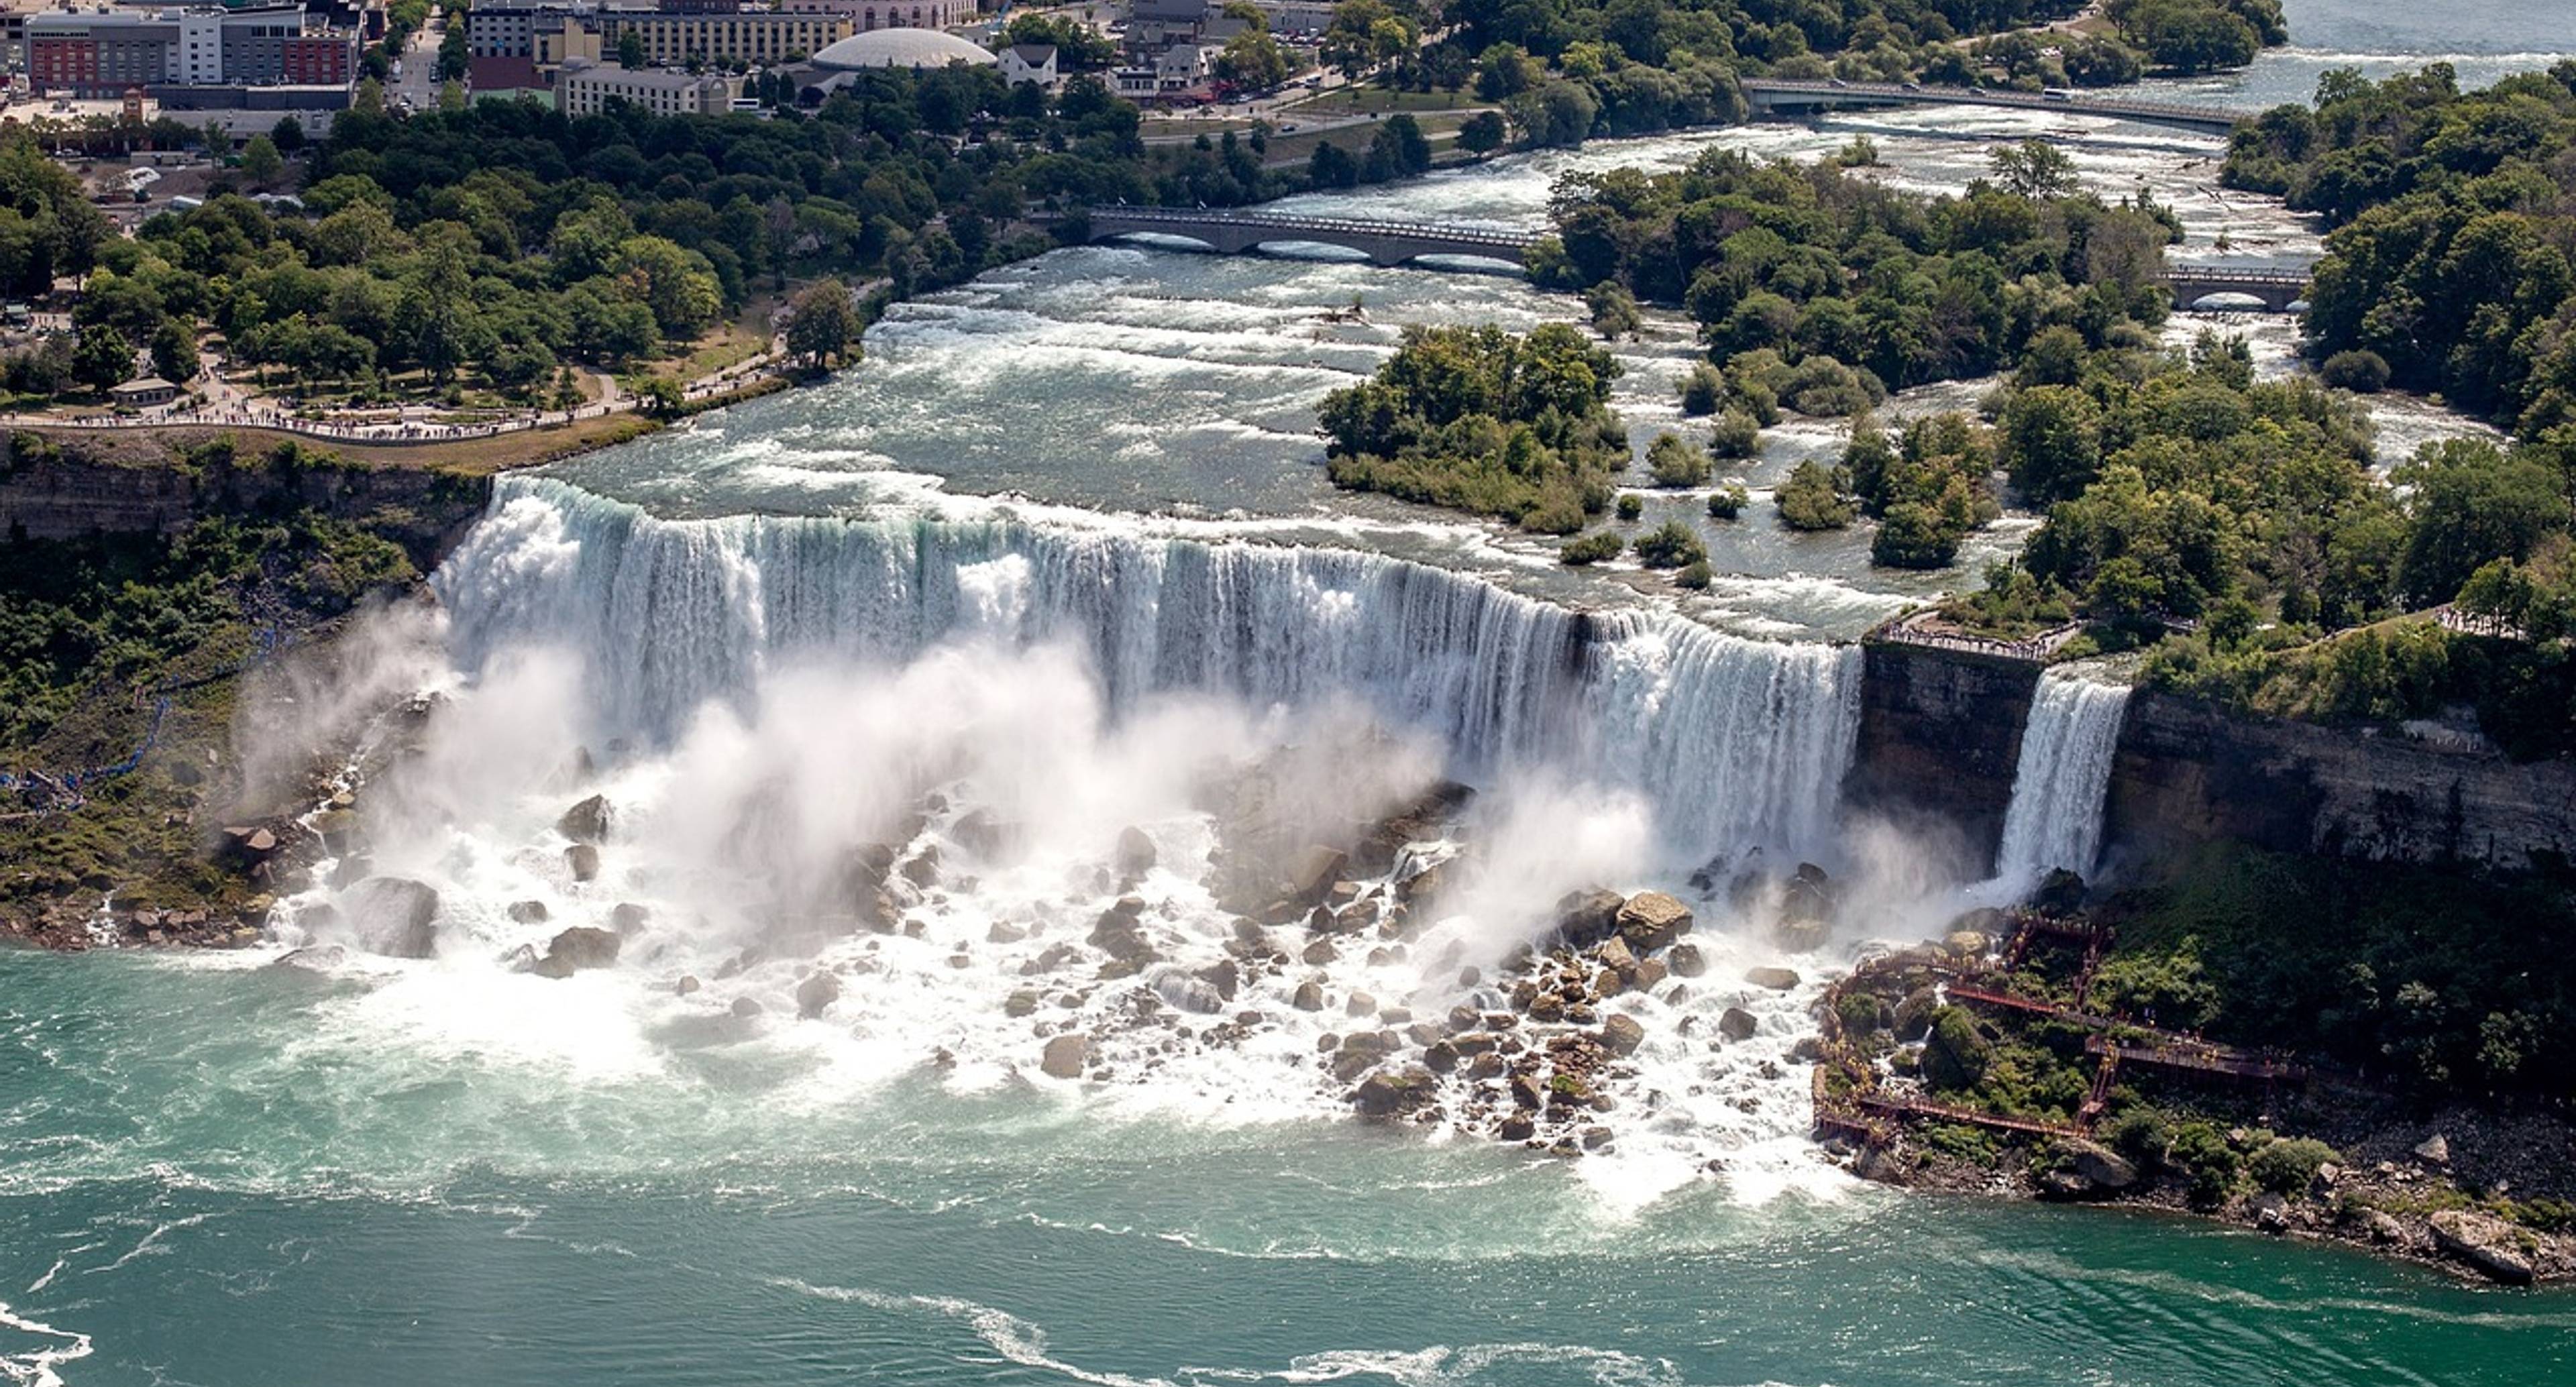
[1717,1006,1758,1042]
[1744,966,1800,991]
[1552,888,1626,947]
[1600,1013,1646,1056]
[2061,1139,2139,1192]
[1666,942,1707,978]
[2029,868,2086,917]
[565,844,601,883]
[2430,1210,2536,1284]
[795,970,842,1019]
[1114,826,1157,877]
[1615,892,1693,953]
[557,794,613,844]
[531,925,621,978]
[1351,1066,1438,1117]
[1773,863,1835,949]
[1288,846,1348,906]
[341,877,440,958]
[1040,1032,1091,1079]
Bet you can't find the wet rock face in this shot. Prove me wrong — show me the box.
[1041,1032,1091,1080]
[1351,1066,1438,1117]
[557,794,613,845]
[565,844,601,883]
[341,877,440,958]
[795,970,842,1020]
[1114,826,1157,878]
[1615,892,1693,953]
[531,925,621,977]
[2430,1210,2536,1284]
[1552,888,1626,948]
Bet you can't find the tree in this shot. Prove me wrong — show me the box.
[1776,460,1855,530]
[1460,111,1507,156]
[635,374,685,417]
[1585,280,1640,340]
[239,133,284,189]
[1632,519,1706,569]
[73,324,133,394]
[437,23,471,82]
[1989,140,2078,199]
[1215,13,1294,93]
[786,278,861,370]
[2396,439,2566,605]
[614,235,722,339]
[618,28,648,70]
[149,319,195,385]
[1646,431,1709,488]
[1320,0,1415,82]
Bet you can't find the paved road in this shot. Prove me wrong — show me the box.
[389,8,445,111]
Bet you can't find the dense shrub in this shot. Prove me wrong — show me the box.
[1559,530,1623,565]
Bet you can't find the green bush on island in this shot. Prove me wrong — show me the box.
[1675,559,1713,590]
[1615,493,1645,522]
[1707,483,1750,520]
[1559,530,1623,566]
[2319,349,2390,394]
[1776,459,1855,531]
[1678,362,1725,417]
[1631,519,1707,569]
[1645,429,1710,488]
[1707,407,1762,459]
[1320,323,1626,533]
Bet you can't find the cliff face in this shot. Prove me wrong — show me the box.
[1842,638,2576,878]
[1843,641,2037,865]
[2104,690,2575,875]
[0,438,490,569]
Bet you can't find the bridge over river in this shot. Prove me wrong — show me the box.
[1081,208,2310,310]
[1738,78,2255,137]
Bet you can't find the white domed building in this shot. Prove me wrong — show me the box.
[814,27,998,71]
[792,27,997,102]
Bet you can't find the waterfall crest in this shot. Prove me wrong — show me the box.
[431,476,1864,864]
[1992,669,2133,886]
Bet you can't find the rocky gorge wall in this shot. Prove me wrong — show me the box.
[1841,640,2041,870]
[0,431,489,567]
[2102,689,2575,875]
[1845,636,2576,879]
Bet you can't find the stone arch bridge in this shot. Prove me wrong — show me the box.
[1074,207,2310,311]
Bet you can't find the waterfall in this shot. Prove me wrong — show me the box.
[430,476,1865,865]
[1992,669,2133,886]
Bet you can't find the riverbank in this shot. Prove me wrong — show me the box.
[1813,883,2576,1286]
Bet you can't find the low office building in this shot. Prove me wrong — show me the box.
[555,57,739,116]
[25,5,356,98]
[591,11,852,68]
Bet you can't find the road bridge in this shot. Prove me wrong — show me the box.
[2165,266,2309,312]
[1740,78,2254,137]
[1075,208,2312,309]
[1081,207,1535,268]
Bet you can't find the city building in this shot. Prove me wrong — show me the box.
[997,41,1053,87]
[555,56,740,115]
[590,10,853,69]
[23,6,358,99]
[792,27,991,101]
[778,0,965,28]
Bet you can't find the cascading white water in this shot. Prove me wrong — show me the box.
[434,476,1864,866]
[1991,669,2133,887]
